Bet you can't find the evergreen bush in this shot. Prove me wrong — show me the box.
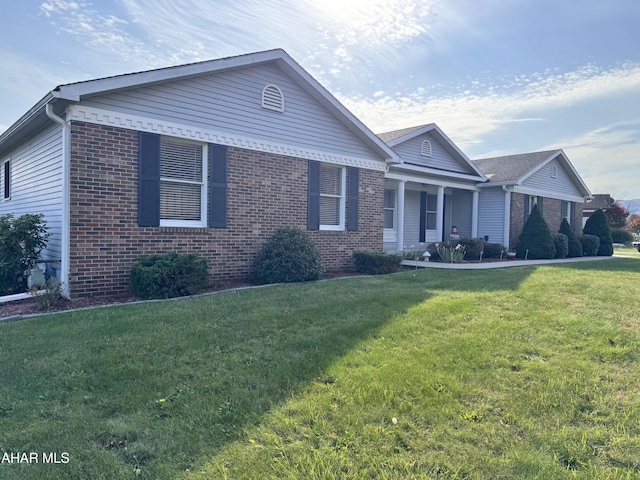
[353,252,402,274]
[583,209,613,256]
[456,237,485,261]
[580,234,600,256]
[482,242,507,259]
[253,228,324,284]
[611,228,633,244]
[0,213,49,295]
[558,218,583,258]
[515,205,556,259]
[130,252,210,299]
[552,233,568,259]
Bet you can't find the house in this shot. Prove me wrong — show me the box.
[472,150,592,249]
[582,193,614,227]
[0,49,399,299]
[377,124,487,253]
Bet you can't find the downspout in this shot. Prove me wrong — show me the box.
[45,104,71,299]
[502,185,511,249]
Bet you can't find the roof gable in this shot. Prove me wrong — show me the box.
[473,150,592,200]
[1,49,398,164]
[378,124,486,180]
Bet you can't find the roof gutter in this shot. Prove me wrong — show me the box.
[45,104,71,300]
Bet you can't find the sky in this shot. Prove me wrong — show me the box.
[1,0,639,201]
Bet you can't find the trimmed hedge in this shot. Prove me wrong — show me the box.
[611,228,634,244]
[553,233,568,259]
[253,228,324,284]
[353,252,402,274]
[457,237,485,261]
[130,252,210,299]
[516,205,556,259]
[559,218,583,258]
[483,242,507,259]
[580,234,600,257]
[583,209,613,256]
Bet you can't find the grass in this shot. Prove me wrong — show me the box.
[1,255,639,479]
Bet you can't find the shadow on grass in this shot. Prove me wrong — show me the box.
[0,261,592,478]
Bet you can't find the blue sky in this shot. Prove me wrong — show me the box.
[2,0,640,199]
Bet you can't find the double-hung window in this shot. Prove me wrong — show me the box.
[319,163,345,230]
[159,137,207,227]
[384,189,396,229]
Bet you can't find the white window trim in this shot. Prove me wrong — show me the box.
[159,140,208,228]
[319,165,346,231]
[384,188,397,230]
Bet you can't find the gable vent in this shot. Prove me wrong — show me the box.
[262,84,284,112]
[420,140,432,157]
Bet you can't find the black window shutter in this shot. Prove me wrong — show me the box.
[524,194,530,223]
[209,144,228,228]
[346,167,359,231]
[561,200,567,225]
[419,191,427,243]
[308,160,320,230]
[538,197,544,214]
[138,131,160,227]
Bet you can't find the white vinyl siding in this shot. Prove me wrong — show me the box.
[319,164,345,230]
[524,158,583,198]
[0,124,64,263]
[477,188,506,245]
[159,137,207,227]
[394,132,478,175]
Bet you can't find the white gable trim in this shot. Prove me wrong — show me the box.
[66,105,387,171]
[511,185,586,203]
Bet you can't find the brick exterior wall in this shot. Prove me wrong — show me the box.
[509,193,585,249]
[68,121,384,298]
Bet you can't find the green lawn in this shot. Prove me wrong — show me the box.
[1,255,639,479]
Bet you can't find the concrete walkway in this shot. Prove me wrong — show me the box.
[401,255,617,270]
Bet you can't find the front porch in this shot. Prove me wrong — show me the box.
[383,178,480,254]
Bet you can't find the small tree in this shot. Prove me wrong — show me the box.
[515,205,556,259]
[628,214,640,234]
[583,209,613,256]
[604,202,629,229]
[558,217,583,258]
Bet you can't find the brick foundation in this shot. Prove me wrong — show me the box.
[68,122,383,298]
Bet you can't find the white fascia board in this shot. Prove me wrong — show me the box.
[385,171,482,191]
[391,163,486,183]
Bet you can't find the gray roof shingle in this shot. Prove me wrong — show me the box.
[471,150,559,183]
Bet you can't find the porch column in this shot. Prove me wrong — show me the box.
[471,190,479,238]
[436,186,445,242]
[396,180,405,252]
[503,187,511,248]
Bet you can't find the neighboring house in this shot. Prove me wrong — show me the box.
[472,150,592,249]
[0,49,398,298]
[582,193,614,227]
[377,124,487,253]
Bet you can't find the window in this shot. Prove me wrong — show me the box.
[159,137,207,227]
[262,84,284,112]
[384,189,396,229]
[426,193,437,230]
[563,201,573,223]
[319,164,345,230]
[420,140,432,157]
[2,159,9,199]
[528,195,539,214]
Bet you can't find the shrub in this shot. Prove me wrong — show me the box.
[353,252,402,274]
[553,233,568,259]
[611,228,634,244]
[558,218,583,258]
[436,243,466,263]
[483,242,507,259]
[456,237,484,261]
[130,252,210,299]
[253,228,324,284]
[0,213,49,295]
[515,205,556,259]
[580,234,600,256]
[583,209,613,256]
